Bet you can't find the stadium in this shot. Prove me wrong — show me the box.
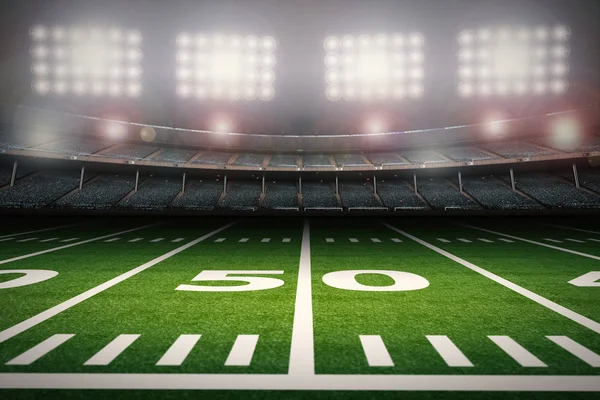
[0,0,599,398]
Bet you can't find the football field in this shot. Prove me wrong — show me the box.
[0,216,599,399]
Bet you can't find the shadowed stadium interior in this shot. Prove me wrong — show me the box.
[0,0,600,399]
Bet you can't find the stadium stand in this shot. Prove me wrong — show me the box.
[400,150,447,164]
[334,154,368,167]
[220,181,261,210]
[192,152,231,166]
[262,182,299,210]
[102,143,159,160]
[338,182,382,209]
[572,169,600,193]
[171,180,223,211]
[509,173,600,209]
[0,166,10,186]
[301,182,339,209]
[482,141,557,158]
[377,180,429,210]
[418,179,481,210]
[441,147,496,162]
[0,170,80,208]
[459,175,542,210]
[35,137,111,155]
[148,148,196,163]
[303,155,334,167]
[367,153,409,166]
[233,153,264,166]
[535,136,600,153]
[55,175,135,209]
[269,154,297,167]
[117,177,181,210]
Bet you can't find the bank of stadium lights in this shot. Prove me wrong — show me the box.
[324,33,425,102]
[29,25,143,97]
[176,33,276,101]
[457,24,571,98]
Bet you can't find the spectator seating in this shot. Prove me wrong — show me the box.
[303,155,334,167]
[220,181,261,210]
[118,177,181,210]
[0,170,80,208]
[233,153,264,167]
[418,179,481,210]
[338,182,382,209]
[262,182,298,210]
[55,175,135,209]
[334,154,368,167]
[269,154,297,167]
[36,137,111,155]
[172,180,223,211]
[509,173,600,209]
[102,144,159,160]
[482,141,557,158]
[401,150,447,164]
[460,176,542,210]
[441,147,496,162]
[367,153,409,166]
[536,136,600,153]
[377,180,428,209]
[193,152,232,166]
[149,148,196,163]
[302,182,339,209]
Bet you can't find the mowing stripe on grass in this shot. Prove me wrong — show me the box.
[39,238,58,243]
[547,336,600,367]
[84,335,140,366]
[156,335,201,366]
[289,220,314,376]
[382,221,600,335]
[464,225,600,262]
[488,336,547,367]
[225,335,259,366]
[359,335,394,367]
[552,225,600,235]
[0,224,77,240]
[0,221,237,345]
[6,334,74,365]
[426,336,473,367]
[0,224,157,267]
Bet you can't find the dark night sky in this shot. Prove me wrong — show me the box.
[0,0,598,135]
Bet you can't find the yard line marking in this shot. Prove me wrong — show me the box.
[565,238,585,243]
[261,238,271,243]
[225,335,259,366]
[0,224,77,240]
[39,238,59,243]
[391,238,402,243]
[0,238,14,242]
[103,238,121,243]
[426,336,473,367]
[128,238,143,243]
[547,336,600,367]
[457,238,472,243]
[0,221,237,345]
[0,224,157,267]
[239,238,249,243]
[349,238,359,243]
[214,238,226,243]
[498,238,515,243]
[84,334,140,366]
[289,219,314,376]
[551,225,600,235]
[488,336,547,367]
[543,238,563,243]
[150,238,164,243]
[5,334,74,365]
[325,238,334,243]
[464,224,600,262]
[16,238,37,243]
[60,238,79,242]
[382,221,600,335]
[587,238,600,243]
[437,238,450,243]
[171,238,185,243]
[477,238,493,243]
[282,238,291,243]
[359,335,394,367]
[371,238,382,243]
[156,335,201,366]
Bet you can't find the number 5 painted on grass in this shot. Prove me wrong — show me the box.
[176,270,285,292]
[0,270,58,289]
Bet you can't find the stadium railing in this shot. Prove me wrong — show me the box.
[347,207,389,211]
[303,207,343,211]
[394,206,429,211]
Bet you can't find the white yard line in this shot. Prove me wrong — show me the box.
[16,238,38,243]
[0,224,77,240]
[5,334,75,365]
[225,335,259,366]
[547,336,600,367]
[156,335,201,366]
[39,238,59,243]
[463,224,600,262]
[359,335,394,367]
[84,335,140,366]
[488,336,547,367]
[103,238,121,243]
[381,222,600,335]
[128,238,144,243]
[426,336,473,367]
[150,238,164,243]
[288,219,314,376]
[0,221,237,345]
[0,224,157,267]
[544,239,563,243]
[477,238,493,243]
[565,238,585,243]
[497,238,515,243]
[60,238,79,243]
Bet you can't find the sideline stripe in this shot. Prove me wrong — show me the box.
[60,238,79,242]
[360,335,394,367]
[40,238,59,243]
[128,238,143,243]
[426,336,473,367]
[0,224,77,240]
[156,334,201,366]
[5,334,75,365]
[464,224,600,262]
[289,220,314,376]
[0,221,237,345]
[0,224,157,266]
[84,335,140,366]
[565,238,585,243]
[16,238,37,243]
[225,335,259,366]
[0,373,599,391]
[239,238,249,243]
[488,336,547,367]
[547,336,600,367]
[552,225,600,235]
[382,222,600,335]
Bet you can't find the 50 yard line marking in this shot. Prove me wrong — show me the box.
[0,221,237,345]
[381,221,600,335]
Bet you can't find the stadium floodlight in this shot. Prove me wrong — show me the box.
[457,24,570,97]
[324,32,425,102]
[176,33,276,101]
[29,25,143,97]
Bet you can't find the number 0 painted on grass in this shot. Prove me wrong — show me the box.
[0,270,58,289]
[322,270,429,292]
[176,270,285,292]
